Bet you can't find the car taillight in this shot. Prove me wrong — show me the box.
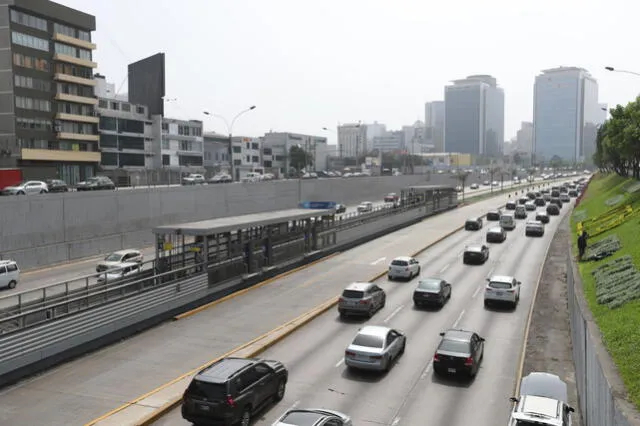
[345,351,356,357]
[339,297,344,303]
[506,289,515,293]
[370,355,382,360]
[433,354,440,362]
[464,357,473,366]
[359,299,370,304]
[226,395,236,407]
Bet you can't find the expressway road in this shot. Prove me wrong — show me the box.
[0,185,527,426]
[154,199,575,426]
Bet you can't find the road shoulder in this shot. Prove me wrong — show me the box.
[523,214,583,426]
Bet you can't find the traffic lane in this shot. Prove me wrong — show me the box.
[0,195,507,426]
[152,217,523,425]
[394,206,573,426]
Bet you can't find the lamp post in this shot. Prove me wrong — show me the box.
[203,106,256,182]
[604,66,640,77]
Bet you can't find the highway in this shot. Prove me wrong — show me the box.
[155,199,575,426]
[0,185,528,426]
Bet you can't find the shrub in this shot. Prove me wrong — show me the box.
[585,235,622,260]
[573,210,588,222]
[605,194,625,206]
[592,255,640,309]
[625,182,640,194]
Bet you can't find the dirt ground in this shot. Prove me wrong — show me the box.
[523,215,583,426]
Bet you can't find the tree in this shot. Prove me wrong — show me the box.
[594,97,640,178]
[289,145,313,172]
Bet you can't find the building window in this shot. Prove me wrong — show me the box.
[251,156,259,163]
[162,154,170,166]
[18,138,48,149]
[121,103,131,112]
[100,134,117,148]
[161,122,168,132]
[136,106,145,114]
[190,127,201,137]
[179,140,193,151]
[178,155,203,166]
[54,42,91,61]
[59,122,95,134]
[110,102,119,110]
[246,155,250,163]
[251,143,259,150]
[233,159,241,166]
[275,155,284,161]
[263,160,272,168]
[12,31,49,51]
[53,22,75,37]
[162,139,169,149]
[57,102,93,116]
[57,82,94,97]
[98,99,107,108]
[77,30,91,42]
[10,10,47,31]
[245,142,250,149]
[263,148,272,155]
[101,152,118,166]
[232,146,241,153]
[118,118,144,133]
[16,117,52,131]
[54,63,92,79]
[119,136,144,150]
[99,116,117,131]
[13,53,49,72]
[14,75,51,91]
[119,153,145,167]
[16,96,50,112]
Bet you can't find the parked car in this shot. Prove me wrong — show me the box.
[338,282,386,318]
[463,244,489,265]
[208,174,232,184]
[45,179,69,193]
[273,408,353,426]
[413,277,452,308]
[464,217,483,231]
[484,275,521,308]
[508,372,575,426]
[357,202,373,213]
[1,180,48,195]
[181,357,288,426]
[96,249,144,273]
[0,260,20,289]
[182,174,206,185]
[486,226,507,243]
[76,176,115,191]
[344,325,406,372]
[433,329,485,378]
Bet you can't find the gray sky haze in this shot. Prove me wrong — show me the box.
[58,0,640,144]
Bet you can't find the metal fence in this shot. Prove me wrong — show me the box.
[566,251,640,426]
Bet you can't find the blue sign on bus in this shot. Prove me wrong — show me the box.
[298,201,337,210]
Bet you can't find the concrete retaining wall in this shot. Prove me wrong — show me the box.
[567,253,640,426]
[0,175,446,269]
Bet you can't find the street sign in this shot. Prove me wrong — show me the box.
[298,201,337,209]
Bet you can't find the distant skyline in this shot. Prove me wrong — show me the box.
[56,0,640,145]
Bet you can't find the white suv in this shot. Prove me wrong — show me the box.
[484,275,520,308]
[0,260,20,289]
[388,256,421,280]
[509,372,575,426]
[96,249,143,273]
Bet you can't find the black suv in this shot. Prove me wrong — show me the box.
[464,217,483,231]
[182,357,288,426]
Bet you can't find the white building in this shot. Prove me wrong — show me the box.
[337,123,367,158]
[231,136,262,180]
[365,122,387,142]
[161,118,204,171]
[402,121,426,154]
[372,130,403,153]
[262,131,328,176]
[533,67,600,164]
[425,101,445,152]
[516,121,533,154]
[94,74,127,101]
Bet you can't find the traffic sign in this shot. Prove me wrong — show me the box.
[298,201,337,209]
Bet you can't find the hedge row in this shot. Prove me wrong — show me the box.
[585,235,622,261]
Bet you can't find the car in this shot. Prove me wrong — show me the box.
[483,180,490,186]
[508,372,575,426]
[357,201,373,213]
[432,329,485,378]
[518,197,528,205]
[514,205,527,219]
[338,282,386,318]
[181,357,288,426]
[543,193,552,201]
[524,201,536,211]
[388,256,421,280]
[486,226,507,243]
[413,277,451,307]
[464,217,483,231]
[469,183,479,189]
[76,176,116,191]
[1,180,48,195]
[45,179,69,193]
[505,201,517,210]
[559,193,571,203]
[463,244,489,265]
[500,213,516,230]
[96,249,144,273]
[455,185,463,192]
[486,209,502,221]
[526,192,536,200]
[0,260,20,289]
[334,203,346,214]
[534,197,546,206]
[551,190,560,198]
[344,325,406,372]
[484,275,521,308]
[525,220,545,237]
[208,174,233,184]
[97,262,141,284]
[273,408,353,426]
[535,211,550,224]
[550,197,562,207]
[491,181,499,186]
[384,193,399,203]
[181,173,206,185]
[546,203,560,215]
[568,190,578,197]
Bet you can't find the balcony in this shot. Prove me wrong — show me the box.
[53,53,97,68]
[57,132,100,142]
[21,149,100,163]
[54,73,96,87]
[53,33,97,50]
[54,92,98,105]
[56,113,99,124]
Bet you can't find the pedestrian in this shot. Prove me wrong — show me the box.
[577,230,588,261]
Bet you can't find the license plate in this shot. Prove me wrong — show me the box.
[198,404,210,411]
[496,292,503,296]
[448,368,456,373]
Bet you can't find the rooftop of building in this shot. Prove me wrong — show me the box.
[14,0,96,30]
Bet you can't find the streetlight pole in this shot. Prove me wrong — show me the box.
[604,66,640,77]
[203,106,256,182]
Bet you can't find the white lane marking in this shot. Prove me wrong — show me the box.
[392,417,401,426]
[472,285,483,299]
[452,310,465,328]
[384,305,404,323]
[420,361,433,379]
[335,358,345,368]
[439,263,450,273]
[487,266,495,277]
[371,257,386,265]
[284,400,300,412]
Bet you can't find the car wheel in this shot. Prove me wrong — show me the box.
[388,275,393,281]
[239,408,251,426]
[484,300,490,308]
[39,190,46,194]
[17,191,24,195]
[417,266,421,276]
[274,379,286,402]
[8,280,17,289]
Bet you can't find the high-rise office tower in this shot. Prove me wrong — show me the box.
[424,101,445,152]
[533,67,600,164]
[444,75,504,158]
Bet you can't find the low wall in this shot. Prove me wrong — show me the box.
[567,252,640,426]
[0,175,444,270]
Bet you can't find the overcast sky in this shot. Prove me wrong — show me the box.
[58,0,640,145]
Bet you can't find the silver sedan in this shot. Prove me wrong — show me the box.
[344,325,406,372]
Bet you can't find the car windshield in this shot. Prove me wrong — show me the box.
[342,290,364,299]
[391,260,408,266]
[418,279,441,290]
[489,281,512,289]
[104,253,123,262]
[352,333,384,348]
[439,339,470,353]
[280,411,325,425]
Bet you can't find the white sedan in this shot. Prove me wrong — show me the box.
[388,256,421,280]
[484,275,521,308]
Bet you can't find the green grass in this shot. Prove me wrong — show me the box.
[570,173,640,409]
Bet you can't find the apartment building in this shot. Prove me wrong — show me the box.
[0,0,99,183]
[161,118,204,171]
[262,131,328,177]
[203,131,230,175]
[231,136,262,180]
